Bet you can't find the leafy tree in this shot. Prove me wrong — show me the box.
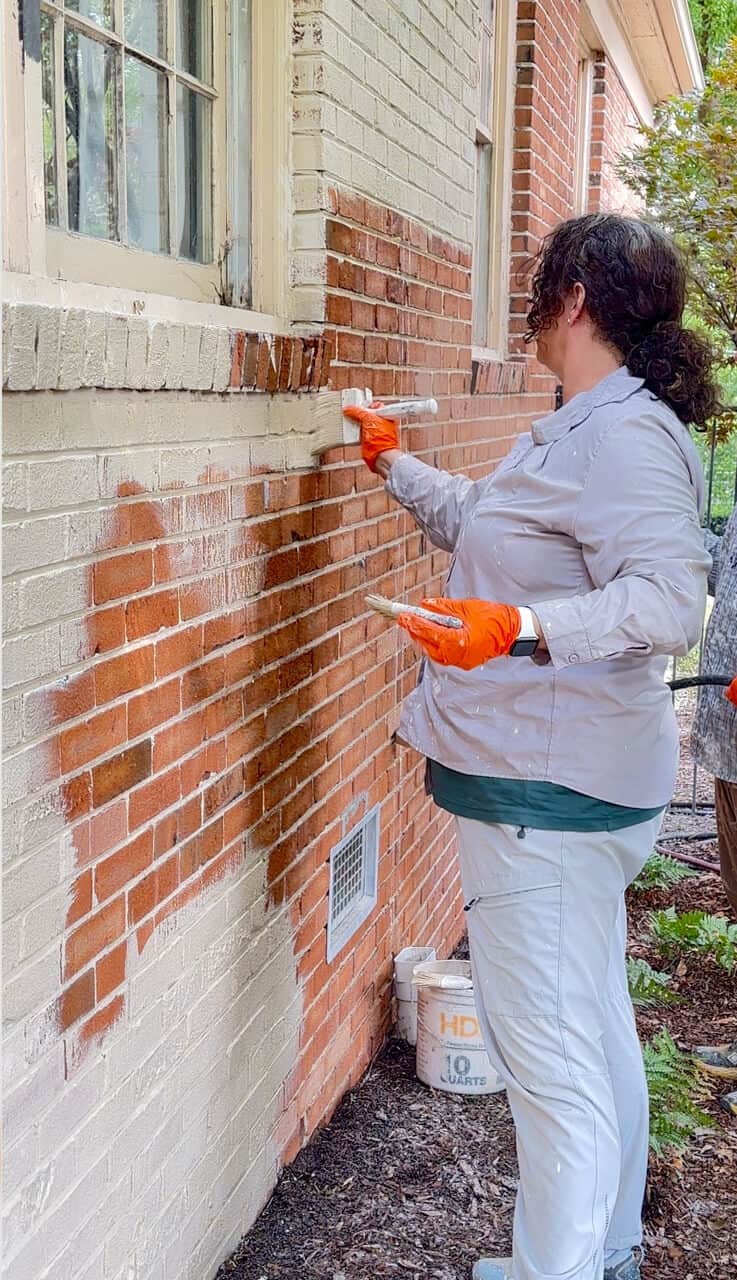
[618,42,737,439]
[688,0,737,70]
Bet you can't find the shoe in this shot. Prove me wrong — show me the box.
[604,1250,642,1280]
[693,1041,737,1079]
[472,1258,513,1280]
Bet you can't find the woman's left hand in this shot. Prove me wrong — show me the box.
[399,597,522,670]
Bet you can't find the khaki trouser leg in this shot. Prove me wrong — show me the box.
[456,815,661,1280]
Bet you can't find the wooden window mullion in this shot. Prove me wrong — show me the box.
[51,6,69,230]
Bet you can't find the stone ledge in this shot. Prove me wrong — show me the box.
[470,357,529,396]
[1,302,333,396]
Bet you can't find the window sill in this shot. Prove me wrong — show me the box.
[4,269,291,338]
[2,275,333,395]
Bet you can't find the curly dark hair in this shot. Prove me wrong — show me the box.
[524,214,721,428]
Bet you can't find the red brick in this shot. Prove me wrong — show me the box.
[92,740,152,807]
[128,677,181,738]
[181,655,225,708]
[65,896,126,979]
[129,765,181,831]
[95,830,153,902]
[95,941,127,1002]
[60,705,127,773]
[326,220,355,255]
[94,550,153,605]
[58,969,96,1031]
[95,645,154,704]
[125,588,179,641]
[155,624,204,678]
[89,797,128,860]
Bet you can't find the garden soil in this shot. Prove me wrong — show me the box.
[218,713,737,1280]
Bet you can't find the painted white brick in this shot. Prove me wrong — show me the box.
[144,322,169,390]
[103,314,129,387]
[164,323,186,390]
[2,942,62,1025]
[3,514,69,574]
[180,325,202,389]
[158,445,209,490]
[98,448,159,498]
[213,326,232,392]
[35,308,63,390]
[125,318,150,389]
[3,460,29,513]
[2,694,24,751]
[57,310,88,390]
[27,454,98,510]
[19,562,93,628]
[2,625,61,688]
[81,310,108,387]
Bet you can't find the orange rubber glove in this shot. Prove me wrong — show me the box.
[399,597,522,670]
[342,405,400,473]
[727,676,737,708]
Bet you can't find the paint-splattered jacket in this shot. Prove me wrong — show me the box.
[386,367,711,809]
[692,506,737,783]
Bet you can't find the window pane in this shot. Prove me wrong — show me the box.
[123,0,166,59]
[176,84,212,262]
[176,0,212,83]
[65,28,119,240]
[65,0,113,31]
[473,143,492,348]
[41,13,58,225]
[125,57,168,253]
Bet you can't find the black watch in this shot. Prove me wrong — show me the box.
[509,606,540,657]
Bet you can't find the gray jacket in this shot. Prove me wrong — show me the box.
[387,368,710,808]
[692,506,737,782]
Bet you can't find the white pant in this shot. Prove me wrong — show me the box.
[456,814,662,1280]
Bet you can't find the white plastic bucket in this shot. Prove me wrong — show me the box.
[414,961,505,1095]
[393,946,436,1046]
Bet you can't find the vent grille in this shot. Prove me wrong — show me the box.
[326,806,379,963]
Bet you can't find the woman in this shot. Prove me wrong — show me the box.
[345,215,718,1280]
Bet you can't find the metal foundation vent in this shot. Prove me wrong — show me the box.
[326,805,380,963]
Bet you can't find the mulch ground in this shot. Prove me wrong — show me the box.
[219,711,737,1280]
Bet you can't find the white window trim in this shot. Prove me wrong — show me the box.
[573,54,594,215]
[472,0,517,362]
[2,0,290,326]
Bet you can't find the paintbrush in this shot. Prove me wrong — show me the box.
[412,960,474,990]
[366,594,464,629]
[309,389,438,456]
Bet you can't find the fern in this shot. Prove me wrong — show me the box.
[626,957,681,1006]
[649,906,737,973]
[632,851,698,892]
[644,1028,714,1155]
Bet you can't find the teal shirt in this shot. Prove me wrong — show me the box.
[429,761,664,832]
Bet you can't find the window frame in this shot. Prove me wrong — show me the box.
[41,0,227,302]
[573,49,594,215]
[472,0,517,362]
[3,0,289,323]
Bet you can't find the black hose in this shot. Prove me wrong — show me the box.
[667,675,732,691]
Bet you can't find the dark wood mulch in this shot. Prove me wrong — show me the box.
[219,715,736,1280]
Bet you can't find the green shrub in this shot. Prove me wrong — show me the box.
[626,957,681,1007]
[631,851,698,893]
[644,1028,714,1155]
[649,906,737,973]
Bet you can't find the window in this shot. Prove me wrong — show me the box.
[28,1,285,312]
[472,0,516,355]
[573,55,594,214]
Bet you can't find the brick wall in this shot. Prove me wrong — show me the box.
[588,53,641,213]
[2,2,652,1278]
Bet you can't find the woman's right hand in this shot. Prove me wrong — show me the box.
[342,404,401,474]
